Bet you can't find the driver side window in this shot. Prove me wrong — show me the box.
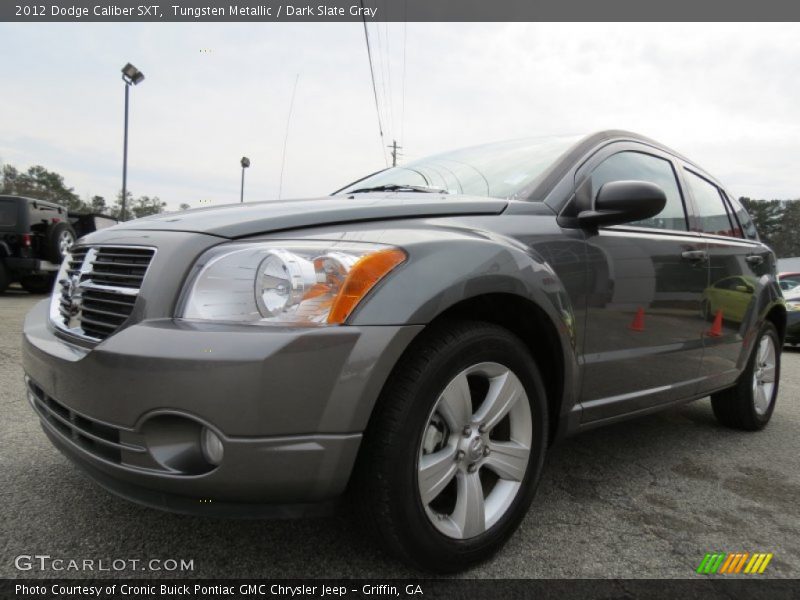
[591,151,688,231]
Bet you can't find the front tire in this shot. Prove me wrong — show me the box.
[711,322,781,431]
[353,321,548,572]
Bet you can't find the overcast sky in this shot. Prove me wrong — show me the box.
[1,22,799,209]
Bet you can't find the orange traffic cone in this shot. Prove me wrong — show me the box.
[707,310,723,337]
[629,307,646,332]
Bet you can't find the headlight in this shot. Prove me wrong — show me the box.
[180,241,406,325]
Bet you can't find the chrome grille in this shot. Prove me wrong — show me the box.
[50,245,155,342]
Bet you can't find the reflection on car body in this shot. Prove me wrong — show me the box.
[702,275,757,324]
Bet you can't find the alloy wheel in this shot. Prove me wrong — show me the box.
[59,231,75,257]
[417,361,532,539]
[752,335,777,415]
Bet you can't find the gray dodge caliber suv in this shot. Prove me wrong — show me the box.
[23,131,785,572]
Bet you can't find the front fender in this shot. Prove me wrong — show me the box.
[350,233,576,337]
[348,231,582,440]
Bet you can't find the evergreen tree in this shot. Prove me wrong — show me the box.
[1,164,87,211]
[739,198,784,248]
[771,200,800,258]
[89,195,107,213]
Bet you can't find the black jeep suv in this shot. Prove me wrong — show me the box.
[0,195,116,294]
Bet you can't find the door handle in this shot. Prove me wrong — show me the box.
[681,250,708,262]
[745,254,764,266]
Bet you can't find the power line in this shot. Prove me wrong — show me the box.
[372,16,391,142]
[384,11,394,138]
[278,73,300,199]
[360,0,388,166]
[400,3,408,153]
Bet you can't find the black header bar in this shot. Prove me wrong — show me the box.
[3,0,800,22]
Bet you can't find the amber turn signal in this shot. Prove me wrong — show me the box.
[327,248,407,324]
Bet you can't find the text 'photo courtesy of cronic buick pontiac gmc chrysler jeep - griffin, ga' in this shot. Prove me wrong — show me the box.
[22,131,786,572]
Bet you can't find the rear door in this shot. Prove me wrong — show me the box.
[681,168,770,392]
[577,144,710,423]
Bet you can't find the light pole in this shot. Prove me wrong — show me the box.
[120,63,145,221]
[240,156,250,203]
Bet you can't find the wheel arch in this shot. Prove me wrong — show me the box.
[765,303,787,343]
[348,235,581,453]
[424,293,567,446]
[355,290,573,460]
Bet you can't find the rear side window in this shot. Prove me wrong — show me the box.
[590,151,687,231]
[725,193,758,240]
[0,200,18,227]
[719,194,744,238]
[684,170,736,237]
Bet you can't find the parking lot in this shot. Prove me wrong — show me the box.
[1,289,798,579]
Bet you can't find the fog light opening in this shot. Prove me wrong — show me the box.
[201,427,224,466]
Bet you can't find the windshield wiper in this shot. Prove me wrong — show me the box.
[348,184,449,195]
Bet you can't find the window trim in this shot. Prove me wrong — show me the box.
[719,191,745,239]
[683,167,740,239]
[581,147,691,234]
[721,190,759,241]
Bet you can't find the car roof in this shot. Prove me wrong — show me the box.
[0,194,64,210]
[534,129,725,206]
[577,130,715,178]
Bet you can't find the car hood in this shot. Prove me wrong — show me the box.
[112,194,508,238]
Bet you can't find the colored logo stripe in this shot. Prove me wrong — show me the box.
[697,553,724,574]
[697,552,773,574]
[745,553,773,574]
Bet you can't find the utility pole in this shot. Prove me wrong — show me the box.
[387,140,402,167]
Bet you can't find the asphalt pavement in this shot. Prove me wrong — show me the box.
[1,289,798,578]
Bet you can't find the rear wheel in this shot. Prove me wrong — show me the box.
[45,222,76,263]
[20,273,56,295]
[353,321,548,572]
[711,322,780,431]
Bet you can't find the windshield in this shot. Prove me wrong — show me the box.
[336,135,582,200]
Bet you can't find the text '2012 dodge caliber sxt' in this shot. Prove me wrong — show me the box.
[23,131,785,572]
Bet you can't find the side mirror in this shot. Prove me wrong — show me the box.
[578,180,667,228]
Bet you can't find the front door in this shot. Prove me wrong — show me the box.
[577,147,710,423]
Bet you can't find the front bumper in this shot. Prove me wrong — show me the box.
[23,300,421,512]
